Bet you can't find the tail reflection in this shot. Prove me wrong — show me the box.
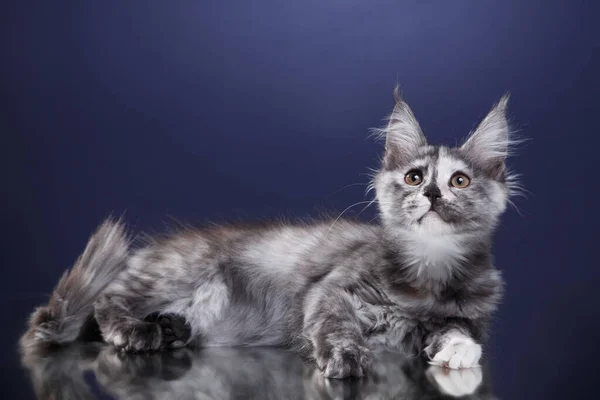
[22,344,493,399]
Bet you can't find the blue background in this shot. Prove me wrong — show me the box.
[2,1,599,398]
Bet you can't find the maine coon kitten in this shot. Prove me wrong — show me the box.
[21,89,516,379]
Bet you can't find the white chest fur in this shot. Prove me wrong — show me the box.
[401,232,468,284]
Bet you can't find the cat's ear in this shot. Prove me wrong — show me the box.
[382,87,428,168]
[461,94,511,179]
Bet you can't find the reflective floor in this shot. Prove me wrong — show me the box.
[6,289,598,399]
[19,343,494,400]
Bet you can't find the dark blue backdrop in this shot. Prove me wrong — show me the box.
[2,1,599,399]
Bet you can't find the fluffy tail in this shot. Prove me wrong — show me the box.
[20,218,130,350]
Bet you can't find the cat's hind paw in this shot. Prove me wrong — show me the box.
[105,321,163,352]
[145,313,191,348]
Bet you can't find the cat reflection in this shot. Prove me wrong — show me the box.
[22,344,493,400]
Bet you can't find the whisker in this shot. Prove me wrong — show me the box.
[325,201,375,237]
[357,198,377,216]
[324,183,367,199]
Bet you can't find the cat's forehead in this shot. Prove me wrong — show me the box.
[403,146,471,175]
[436,147,471,176]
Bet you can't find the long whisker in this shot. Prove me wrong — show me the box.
[357,198,377,216]
[324,183,367,199]
[325,201,374,237]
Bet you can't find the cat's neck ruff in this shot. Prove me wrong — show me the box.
[387,226,483,288]
[403,231,466,270]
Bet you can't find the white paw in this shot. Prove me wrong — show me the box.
[429,334,482,369]
[111,333,125,347]
[426,366,483,397]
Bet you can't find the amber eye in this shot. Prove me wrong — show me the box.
[404,170,423,186]
[450,173,471,188]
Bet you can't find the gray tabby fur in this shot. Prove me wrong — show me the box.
[21,89,517,379]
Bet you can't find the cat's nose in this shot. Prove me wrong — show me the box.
[423,185,442,204]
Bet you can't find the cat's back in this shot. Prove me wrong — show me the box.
[128,219,383,285]
[230,219,382,273]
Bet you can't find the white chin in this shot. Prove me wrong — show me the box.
[419,212,447,230]
[421,211,442,221]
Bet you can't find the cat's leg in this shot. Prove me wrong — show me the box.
[95,248,230,351]
[424,325,483,369]
[94,293,165,352]
[94,289,195,352]
[303,284,371,379]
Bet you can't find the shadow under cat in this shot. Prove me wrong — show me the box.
[22,342,495,400]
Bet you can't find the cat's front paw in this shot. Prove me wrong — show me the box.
[427,332,481,369]
[316,343,372,379]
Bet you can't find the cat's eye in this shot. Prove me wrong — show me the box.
[404,170,423,186]
[450,173,471,188]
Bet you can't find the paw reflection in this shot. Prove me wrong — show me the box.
[22,344,492,399]
[96,346,192,383]
[426,365,483,397]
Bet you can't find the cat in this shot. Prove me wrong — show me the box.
[21,88,517,379]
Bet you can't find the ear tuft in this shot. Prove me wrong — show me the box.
[378,87,427,168]
[393,84,402,103]
[461,94,512,178]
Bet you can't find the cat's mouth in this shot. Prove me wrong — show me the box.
[417,208,446,224]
